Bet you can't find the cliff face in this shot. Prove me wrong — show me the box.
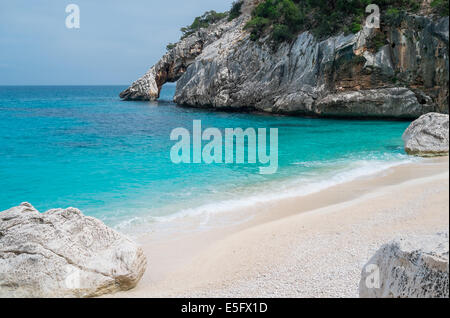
[121,0,449,119]
[119,27,222,101]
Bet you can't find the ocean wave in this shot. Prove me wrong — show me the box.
[114,154,418,234]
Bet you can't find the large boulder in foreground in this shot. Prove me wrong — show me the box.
[0,203,146,298]
[359,232,449,298]
[403,113,449,157]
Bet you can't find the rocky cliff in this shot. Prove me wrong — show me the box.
[121,0,449,119]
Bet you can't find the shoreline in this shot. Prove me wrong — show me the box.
[117,155,416,237]
[109,157,449,298]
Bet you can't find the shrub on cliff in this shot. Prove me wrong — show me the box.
[229,1,244,21]
[166,2,245,51]
[180,10,228,39]
[383,8,406,26]
[272,24,295,42]
[166,42,176,51]
[245,16,271,40]
[178,0,246,40]
[431,0,449,16]
[245,0,430,43]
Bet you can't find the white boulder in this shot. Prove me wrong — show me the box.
[0,202,147,298]
[359,232,449,298]
[403,112,449,156]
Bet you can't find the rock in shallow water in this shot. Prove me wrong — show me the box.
[359,232,449,298]
[403,112,449,157]
[0,203,146,298]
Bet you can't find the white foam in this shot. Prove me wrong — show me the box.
[114,154,418,234]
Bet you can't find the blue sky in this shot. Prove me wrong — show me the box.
[0,0,233,85]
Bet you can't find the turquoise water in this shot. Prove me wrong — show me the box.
[0,85,413,231]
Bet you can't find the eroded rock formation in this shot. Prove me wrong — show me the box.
[0,203,146,298]
[121,0,449,119]
[119,22,230,101]
[403,112,449,156]
[359,232,449,298]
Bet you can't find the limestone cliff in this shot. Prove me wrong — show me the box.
[120,0,449,119]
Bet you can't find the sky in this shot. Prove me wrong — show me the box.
[0,0,233,85]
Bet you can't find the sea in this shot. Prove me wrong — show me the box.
[0,84,416,235]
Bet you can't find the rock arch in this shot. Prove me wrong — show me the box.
[120,36,204,101]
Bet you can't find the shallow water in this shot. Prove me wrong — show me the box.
[0,85,414,232]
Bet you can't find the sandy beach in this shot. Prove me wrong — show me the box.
[109,157,449,298]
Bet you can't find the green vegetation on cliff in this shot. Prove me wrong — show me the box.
[166,2,243,50]
[179,1,244,40]
[166,0,448,51]
[245,0,445,43]
[180,10,228,39]
[166,42,177,51]
[229,1,244,21]
[431,0,449,16]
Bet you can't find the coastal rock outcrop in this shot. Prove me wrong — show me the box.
[119,21,229,101]
[403,112,449,156]
[0,203,147,298]
[121,0,449,119]
[359,232,449,298]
